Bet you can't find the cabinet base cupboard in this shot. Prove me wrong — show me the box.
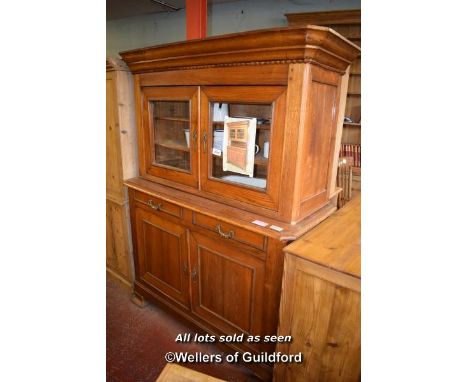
[121,26,360,380]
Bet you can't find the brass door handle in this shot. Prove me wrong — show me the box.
[202,131,207,152]
[183,263,189,276]
[191,267,198,281]
[147,199,162,210]
[215,224,235,239]
[192,129,197,150]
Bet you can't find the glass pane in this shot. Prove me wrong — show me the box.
[152,100,191,172]
[210,102,272,190]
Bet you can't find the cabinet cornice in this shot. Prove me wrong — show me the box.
[120,26,360,74]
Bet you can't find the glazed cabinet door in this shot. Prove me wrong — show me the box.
[134,206,190,308]
[189,230,266,345]
[200,86,287,211]
[140,87,199,188]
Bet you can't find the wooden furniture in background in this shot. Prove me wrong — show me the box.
[274,194,361,381]
[120,26,359,380]
[106,57,139,285]
[286,10,361,189]
[156,364,225,382]
[336,159,353,208]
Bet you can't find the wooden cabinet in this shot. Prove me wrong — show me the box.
[274,195,361,381]
[128,184,284,379]
[122,26,360,224]
[106,58,138,284]
[121,26,359,380]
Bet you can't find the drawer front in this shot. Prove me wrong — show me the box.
[192,212,266,251]
[133,190,182,219]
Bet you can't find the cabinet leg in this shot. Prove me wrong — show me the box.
[131,291,148,308]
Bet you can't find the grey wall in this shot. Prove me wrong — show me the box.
[107,0,360,58]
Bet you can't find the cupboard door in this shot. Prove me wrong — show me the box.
[134,206,190,308]
[141,87,199,188]
[200,86,286,211]
[189,231,265,342]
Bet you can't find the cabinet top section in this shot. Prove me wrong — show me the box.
[284,194,361,279]
[120,25,360,74]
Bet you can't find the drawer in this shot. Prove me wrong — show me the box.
[133,190,182,219]
[192,212,266,251]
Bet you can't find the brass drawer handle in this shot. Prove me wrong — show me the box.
[147,199,162,211]
[215,224,235,239]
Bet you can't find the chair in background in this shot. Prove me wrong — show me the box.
[337,157,353,208]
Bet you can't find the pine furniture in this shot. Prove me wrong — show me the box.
[286,10,362,191]
[106,58,139,284]
[120,26,360,380]
[156,364,225,382]
[274,194,361,381]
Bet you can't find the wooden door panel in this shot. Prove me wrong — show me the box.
[143,221,183,291]
[190,231,265,338]
[106,74,124,198]
[300,82,337,205]
[198,247,253,330]
[135,207,190,308]
[283,270,361,382]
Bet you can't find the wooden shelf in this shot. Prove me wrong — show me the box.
[157,159,190,169]
[155,141,190,152]
[343,122,361,127]
[254,155,269,167]
[155,117,190,123]
[346,92,361,97]
[285,10,361,27]
[211,153,269,167]
[212,121,271,130]
[211,121,225,128]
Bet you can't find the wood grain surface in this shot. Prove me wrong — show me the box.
[274,194,361,381]
[283,193,360,278]
[120,26,360,74]
[156,363,226,381]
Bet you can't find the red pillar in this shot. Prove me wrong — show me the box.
[186,0,207,40]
